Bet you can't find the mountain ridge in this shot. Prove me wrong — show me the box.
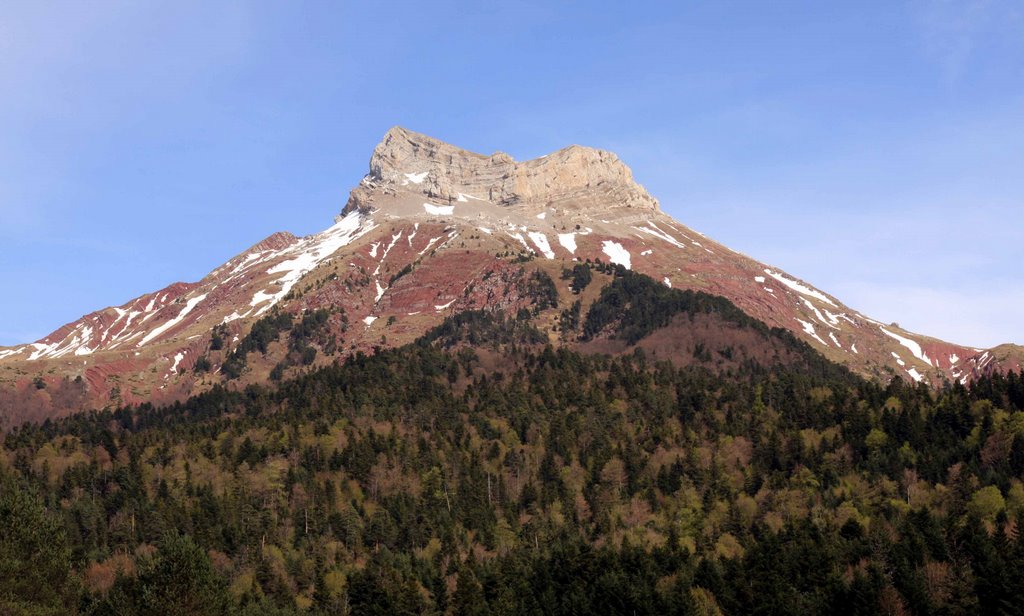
[1,126,1020,424]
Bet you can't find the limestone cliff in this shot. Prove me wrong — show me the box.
[346,126,659,213]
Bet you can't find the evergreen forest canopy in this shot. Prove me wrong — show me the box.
[2,266,1024,615]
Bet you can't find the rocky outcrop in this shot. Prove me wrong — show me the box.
[346,126,659,213]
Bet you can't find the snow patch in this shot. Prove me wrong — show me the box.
[116,311,142,336]
[828,332,843,348]
[374,231,403,276]
[249,289,277,311]
[879,327,932,366]
[139,293,209,346]
[528,232,555,259]
[536,212,546,220]
[800,298,839,330]
[67,325,95,356]
[404,171,428,184]
[601,241,631,269]
[906,368,924,383]
[822,310,842,326]
[362,316,377,326]
[417,237,441,256]
[222,310,250,324]
[754,276,766,283]
[795,318,828,346]
[435,299,456,311]
[249,210,375,317]
[763,269,836,306]
[640,249,653,256]
[423,203,454,216]
[435,230,460,252]
[507,232,533,253]
[170,352,184,374]
[557,233,577,254]
[28,343,52,361]
[662,277,672,288]
[634,222,686,249]
[226,250,276,281]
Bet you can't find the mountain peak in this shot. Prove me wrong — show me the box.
[347,126,659,213]
[9,128,1020,424]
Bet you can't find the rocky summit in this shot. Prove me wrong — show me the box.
[1,127,1021,424]
[348,126,659,212]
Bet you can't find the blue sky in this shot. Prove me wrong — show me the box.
[1,1,1022,347]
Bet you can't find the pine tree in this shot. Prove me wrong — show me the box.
[0,480,76,614]
[453,561,489,616]
[102,532,230,616]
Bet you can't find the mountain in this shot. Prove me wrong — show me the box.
[2,129,1024,615]
[1,126,1020,424]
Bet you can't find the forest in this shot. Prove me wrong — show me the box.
[2,266,1024,615]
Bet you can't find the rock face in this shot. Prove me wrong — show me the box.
[347,126,659,213]
[1,126,1022,425]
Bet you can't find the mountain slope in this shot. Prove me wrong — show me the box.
[1,126,1020,423]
